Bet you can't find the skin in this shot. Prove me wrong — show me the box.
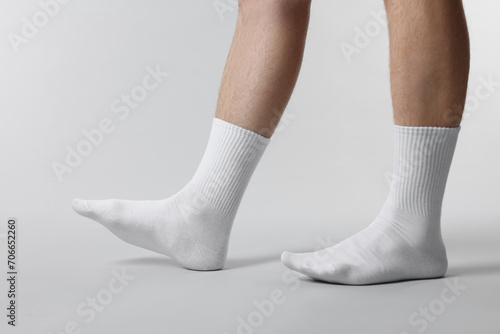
[385,0,470,127]
[217,0,469,132]
[215,0,312,138]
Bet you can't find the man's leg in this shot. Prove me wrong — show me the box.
[217,0,311,137]
[282,0,470,284]
[72,0,311,270]
[387,0,470,127]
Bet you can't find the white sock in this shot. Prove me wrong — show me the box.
[281,125,460,285]
[73,118,270,270]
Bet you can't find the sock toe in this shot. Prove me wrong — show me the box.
[281,251,311,272]
[282,251,336,281]
[280,251,301,270]
[72,198,93,217]
[299,256,335,278]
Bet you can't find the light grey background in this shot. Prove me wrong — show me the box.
[0,1,499,333]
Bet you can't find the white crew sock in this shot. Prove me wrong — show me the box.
[281,125,460,285]
[73,118,270,270]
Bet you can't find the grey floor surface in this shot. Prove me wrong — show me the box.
[1,219,499,334]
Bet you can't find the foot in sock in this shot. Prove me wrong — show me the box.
[72,118,270,271]
[281,125,460,285]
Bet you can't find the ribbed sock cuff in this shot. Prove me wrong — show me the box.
[388,125,460,217]
[190,118,270,215]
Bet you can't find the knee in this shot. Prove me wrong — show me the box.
[238,0,311,16]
